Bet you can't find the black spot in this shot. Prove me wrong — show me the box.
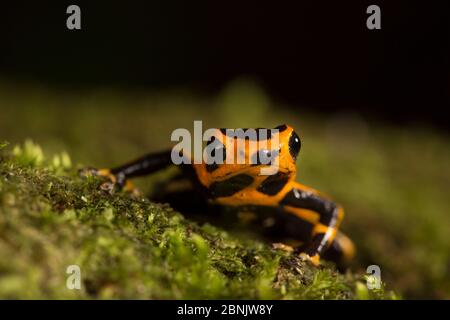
[250,149,267,165]
[288,131,301,160]
[206,163,219,172]
[274,124,288,132]
[205,137,226,172]
[257,172,289,195]
[250,148,280,166]
[209,174,254,198]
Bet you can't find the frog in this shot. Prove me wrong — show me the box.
[82,124,354,266]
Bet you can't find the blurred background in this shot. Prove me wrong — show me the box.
[0,0,449,298]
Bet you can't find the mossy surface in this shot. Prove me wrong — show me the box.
[0,142,392,299]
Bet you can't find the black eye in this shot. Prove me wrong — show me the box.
[288,131,301,160]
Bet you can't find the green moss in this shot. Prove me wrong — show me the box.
[0,143,390,299]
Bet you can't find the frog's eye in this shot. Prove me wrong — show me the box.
[288,131,301,161]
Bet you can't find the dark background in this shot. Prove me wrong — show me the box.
[1,1,448,127]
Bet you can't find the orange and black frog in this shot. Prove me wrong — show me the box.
[83,124,354,267]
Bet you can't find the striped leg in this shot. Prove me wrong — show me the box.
[280,184,345,266]
[81,150,173,192]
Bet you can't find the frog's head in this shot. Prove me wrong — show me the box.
[205,124,300,176]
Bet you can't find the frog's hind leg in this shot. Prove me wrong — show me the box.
[323,231,355,269]
[80,150,173,193]
[273,201,354,268]
[278,184,346,266]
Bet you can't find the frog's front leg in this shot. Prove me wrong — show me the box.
[81,150,173,193]
[280,183,344,266]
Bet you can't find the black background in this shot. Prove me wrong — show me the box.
[0,1,448,127]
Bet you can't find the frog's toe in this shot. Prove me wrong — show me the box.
[123,180,141,197]
[79,167,120,191]
[80,167,141,196]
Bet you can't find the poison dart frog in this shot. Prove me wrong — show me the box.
[83,124,354,266]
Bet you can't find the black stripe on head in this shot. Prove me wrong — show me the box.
[209,174,254,198]
[257,172,290,195]
[219,128,276,141]
[274,124,288,132]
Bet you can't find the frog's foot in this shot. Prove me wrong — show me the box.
[79,167,140,196]
[290,242,322,267]
[272,243,321,266]
[298,252,321,266]
[79,167,117,182]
